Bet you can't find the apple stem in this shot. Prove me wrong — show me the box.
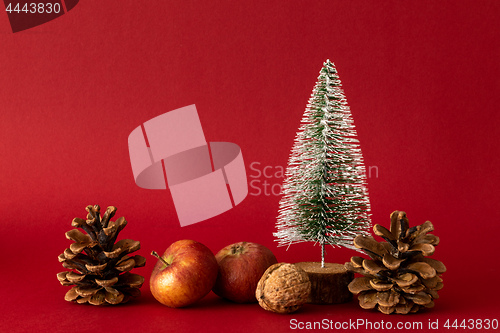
[151,251,169,267]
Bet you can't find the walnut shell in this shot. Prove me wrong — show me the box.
[256,263,311,314]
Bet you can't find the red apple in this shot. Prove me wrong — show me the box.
[213,241,278,303]
[150,239,218,307]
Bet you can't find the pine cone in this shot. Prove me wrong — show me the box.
[345,211,446,314]
[57,205,146,305]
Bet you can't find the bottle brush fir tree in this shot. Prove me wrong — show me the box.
[275,60,371,304]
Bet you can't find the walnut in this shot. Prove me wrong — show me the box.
[255,263,311,314]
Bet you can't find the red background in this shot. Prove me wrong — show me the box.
[1,1,499,332]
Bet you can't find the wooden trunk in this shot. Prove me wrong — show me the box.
[295,262,353,304]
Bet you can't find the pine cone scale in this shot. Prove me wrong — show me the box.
[115,257,135,271]
[406,292,431,305]
[105,292,124,305]
[66,271,85,283]
[95,277,118,287]
[362,259,386,275]
[348,276,372,294]
[358,291,377,309]
[75,285,101,297]
[89,292,106,305]
[393,272,418,287]
[63,248,77,259]
[382,253,403,269]
[369,279,392,291]
[421,257,446,274]
[373,224,396,244]
[132,255,146,267]
[85,262,107,273]
[406,262,436,280]
[65,288,79,301]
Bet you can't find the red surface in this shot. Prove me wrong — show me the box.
[1,1,499,332]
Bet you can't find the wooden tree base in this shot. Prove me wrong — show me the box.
[295,262,353,304]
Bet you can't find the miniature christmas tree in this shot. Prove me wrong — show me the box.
[275,60,371,303]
